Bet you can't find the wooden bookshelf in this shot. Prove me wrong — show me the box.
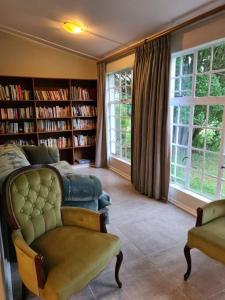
[0,76,97,164]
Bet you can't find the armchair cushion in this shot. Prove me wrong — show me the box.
[61,207,101,232]
[31,226,121,300]
[188,216,225,264]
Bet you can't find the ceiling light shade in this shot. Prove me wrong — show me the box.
[63,22,85,34]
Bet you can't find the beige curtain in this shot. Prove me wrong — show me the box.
[131,35,170,201]
[95,62,108,167]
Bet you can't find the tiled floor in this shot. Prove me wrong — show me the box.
[13,168,225,299]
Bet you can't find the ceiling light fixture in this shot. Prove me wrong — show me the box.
[63,20,124,46]
[63,21,85,34]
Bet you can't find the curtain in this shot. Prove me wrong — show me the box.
[131,35,170,201]
[95,62,108,167]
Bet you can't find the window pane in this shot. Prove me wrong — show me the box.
[195,75,209,97]
[178,126,189,146]
[114,73,120,87]
[202,176,217,199]
[179,106,190,124]
[171,145,176,163]
[197,48,211,73]
[212,43,225,70]
[182,54,193,75]
[181,76,192,90]
[204,152,219,177]
[192,128,205,149]
[175,57,181,76]
[175,78,180,91]
[210,72,225,96]
[208,105,224,128]
[176,147,188,166]
[170,164,175,176]
[189,168,202,193]
[115,143,121,156]
[181,91,192,96]
[193,105,207,126]
[120,104,127,117]
[127,147,131,161]
[206,129,221,152]
[176,166,185,180]
[172,126,177,143]
[191,150,204,170]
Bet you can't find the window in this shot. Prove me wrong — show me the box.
[107,69,132,162]
[170,39,225,200]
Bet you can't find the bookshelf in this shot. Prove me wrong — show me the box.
[0,76,97,165]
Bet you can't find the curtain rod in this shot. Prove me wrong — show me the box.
[99,3,225,64]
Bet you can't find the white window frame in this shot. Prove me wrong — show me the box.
[106,68,133,164]
[170,37,225,200]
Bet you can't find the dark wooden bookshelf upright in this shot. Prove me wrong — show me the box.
[0,76,97,165]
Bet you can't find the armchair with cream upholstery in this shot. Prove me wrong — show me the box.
[184,200,225,280]
[3,165,123,300]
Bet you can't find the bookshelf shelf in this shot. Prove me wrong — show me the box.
[0,76,97,164]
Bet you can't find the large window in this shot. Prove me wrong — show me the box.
[170,39,225,200]
[107,69,132,162]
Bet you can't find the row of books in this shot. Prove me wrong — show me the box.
[34,89,69,101]
[0,107,34,120]
[72,105,97,117]
[37,120,71,132]
[73,135,96,147]
[3,139,35,145]
[0,121,35,134]
[36,106,70,118]
[39,137,72,148]
[72,119,96,130]
[71,86,90,100]
[0,85,32,101]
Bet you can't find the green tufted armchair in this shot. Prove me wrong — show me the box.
[3,165,123,300]
[184,200,225,281]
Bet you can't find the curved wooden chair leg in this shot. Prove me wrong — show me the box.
[115,251,123,288]
[184,245,192,281]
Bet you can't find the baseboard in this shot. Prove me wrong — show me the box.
[109,165,131,181]
[169,197,196,216]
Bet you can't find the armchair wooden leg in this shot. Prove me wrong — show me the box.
[115,251,123,288]
[22,283,28,300]
[184,245,191,281]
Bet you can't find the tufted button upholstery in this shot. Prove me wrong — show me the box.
[10,168,63,245]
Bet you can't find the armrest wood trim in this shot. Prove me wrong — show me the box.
[35,254,47,289]
[196,207,203,227]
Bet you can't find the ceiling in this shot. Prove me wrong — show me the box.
[0,0,224,60]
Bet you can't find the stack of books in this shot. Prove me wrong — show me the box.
[37,120,71,132]
[0,84,32,100]
[0,107,34,119]
[35,89,68,100]
[0,121,34,134]
[72,105,96,117]
[39,137,72,148]
[72,119,96,130]
[73,135,96,147]
[36,106,70,118]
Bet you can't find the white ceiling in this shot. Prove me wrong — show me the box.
[0,0,224,60]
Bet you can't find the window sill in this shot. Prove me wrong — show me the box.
[110,155,131,166]
[170,184,211,203]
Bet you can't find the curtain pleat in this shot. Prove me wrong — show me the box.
[131,36,171,201]
[95,62,108,167]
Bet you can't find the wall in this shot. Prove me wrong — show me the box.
[106,54,135,74]
[0,31,97,79]
[171,11,225,53]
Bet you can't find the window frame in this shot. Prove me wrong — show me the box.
[106,68,133,163]
[170,37,225,200]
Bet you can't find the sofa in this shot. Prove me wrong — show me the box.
[0,144,111,214]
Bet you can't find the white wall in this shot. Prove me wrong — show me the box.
[0,31,97,79]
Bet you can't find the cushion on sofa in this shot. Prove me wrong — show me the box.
[23,145,60,164]
[0,144,30,189]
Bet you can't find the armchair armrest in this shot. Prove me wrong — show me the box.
[12,230,46,295]
[61,207,107,232]
[196,200,225,226]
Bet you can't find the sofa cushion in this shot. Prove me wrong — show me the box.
[0,144,30,189]
[188,216,225,264]
[23,146,60,164]
[31,226,120,300]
